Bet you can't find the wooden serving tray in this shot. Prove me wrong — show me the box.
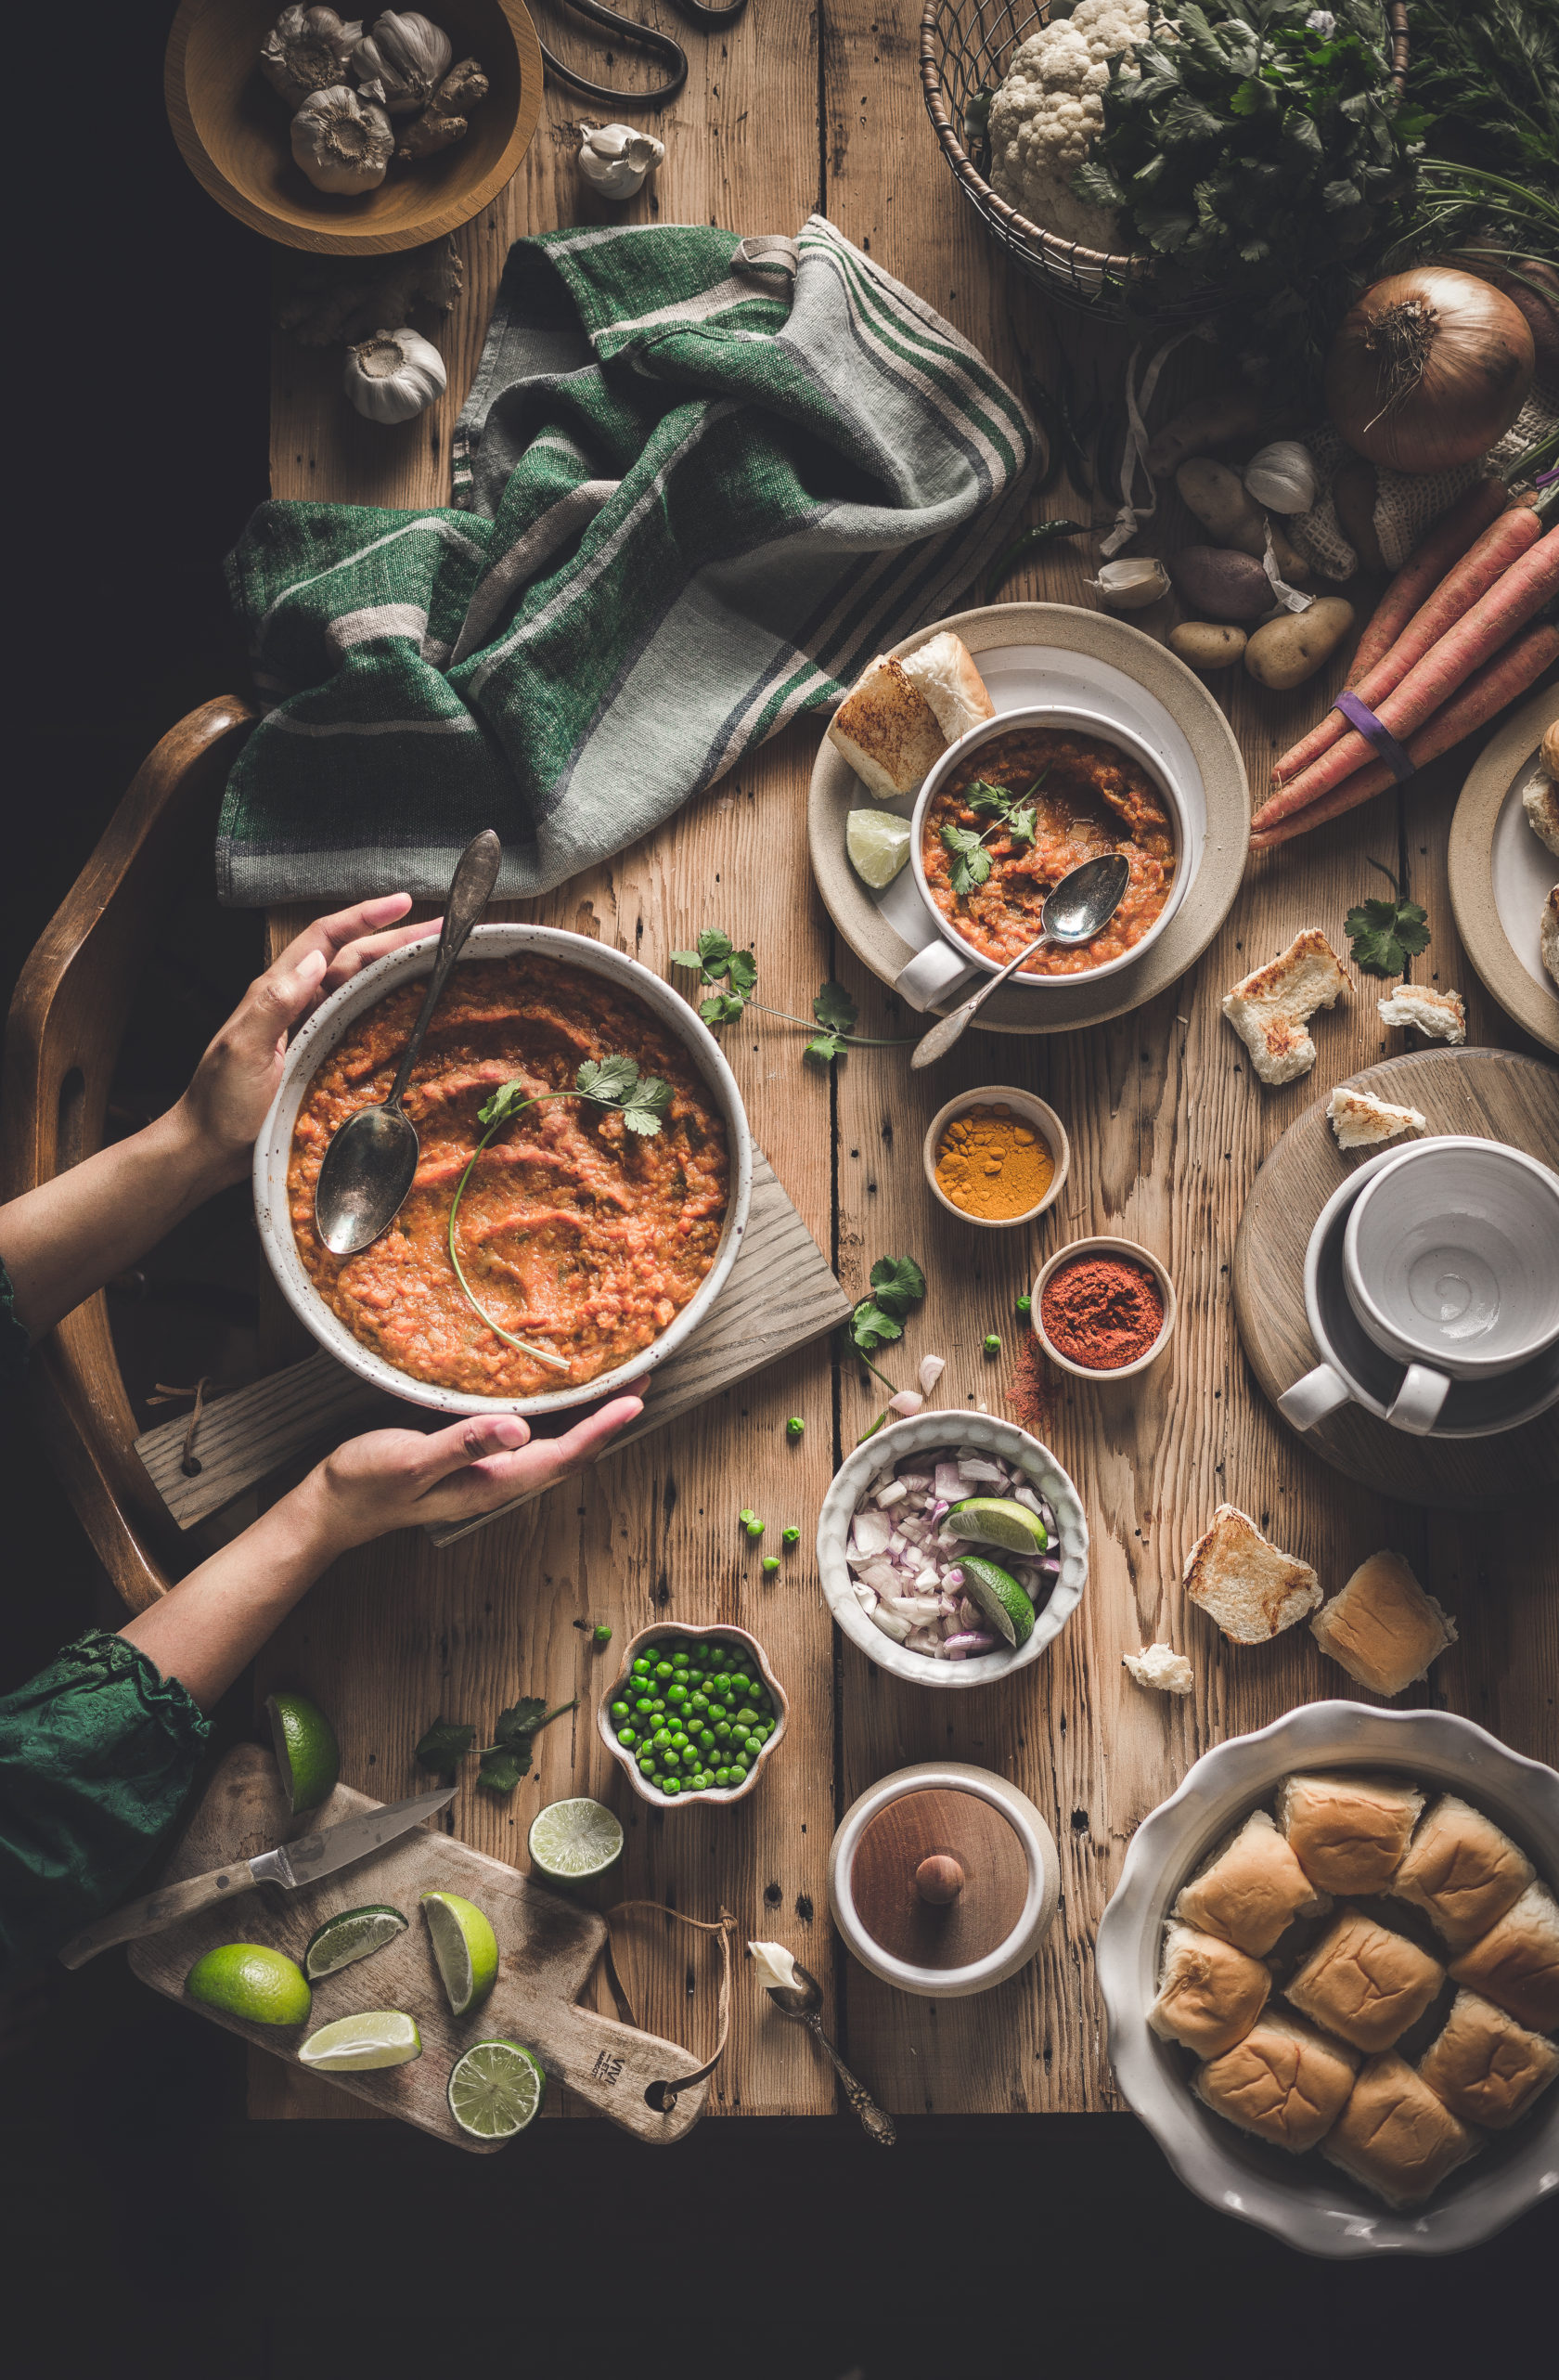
[135,1148,848,1548]
[129,1745,709,2151]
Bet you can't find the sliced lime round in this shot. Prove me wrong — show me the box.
[299,2011,422,2071]
[447,2039,546,2141]
[528,1798,625,1882]
[186,1943,312,2026]
[420,1890,499,2016]
[304,1904,408,1980]
[955,1554,1036,1649]
[265,1691,340,1816]
[946,1495,1049,1558]
[845,808,912,888]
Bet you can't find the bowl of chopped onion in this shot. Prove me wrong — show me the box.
[817,1411,1088,1688]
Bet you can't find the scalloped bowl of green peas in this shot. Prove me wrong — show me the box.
[598,1623,789,1808]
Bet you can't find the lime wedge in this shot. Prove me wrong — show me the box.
[845,808,912,888]
[955,1554,1036,1649]
[299,2011,422,2071]
[304,1904,408,1980]
[186,1944,312,2027]
[447,2039,546,2141]
[421,1890,499,2016]
[528,1798,625,1882]
[947,1495,1049,1558]
[265,1691,340,1816]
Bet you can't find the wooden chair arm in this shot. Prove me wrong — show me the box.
[1,696,258,1614]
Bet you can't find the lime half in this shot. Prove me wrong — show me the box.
[845,808,912,888]
[299,2011,422,2071]
[186,1944,312,2027]
[947,1495,1049,1559]
[528,1798,625,1882]
[304,1905,408,1981]
[421,1890,499,2017]
[265,1691,340,1815]
[955,1554,1036,1649]
[447,2039,546,2141]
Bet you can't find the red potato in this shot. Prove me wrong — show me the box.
[1166,546,1272,621]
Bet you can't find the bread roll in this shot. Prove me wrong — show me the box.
[1419,1989,1559,2131]
[1322,2052,1482,2207]
[1283,1909,1445,2053]
[897,632,995,744]
[1277,1770,1425,1896]
[1193,2008,1359,2154]
[1149,1922,1271,2058]
[1308,1551,1456,1697]
[1391,1793,1534,1949]
[1448,1882,1559,2032]
[1173,1808,1332,1957]
[826,657,946,798]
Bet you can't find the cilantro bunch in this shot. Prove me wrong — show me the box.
[844,1255,928,1440]
[415,1698,577,1794]
[672,929,911,1064]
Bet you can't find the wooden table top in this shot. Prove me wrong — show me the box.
[251,2,1556,2123]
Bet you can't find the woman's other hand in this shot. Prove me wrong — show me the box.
[306,1399,645,1550]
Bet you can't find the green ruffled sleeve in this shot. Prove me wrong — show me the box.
[0,1631,210,1987]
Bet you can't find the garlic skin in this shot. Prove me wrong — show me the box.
[261,6,364,109]
[353,11,452,113]
[1088,557,1171,611]
[1243,441,1319,514]
[342,326,447,422]
[577,123,666,200]
[747,1942,799,1993]
[291,84,394,192]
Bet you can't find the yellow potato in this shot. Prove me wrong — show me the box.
[1176,459,1309,582]
[1243,599,1355,692]
[1169,622,1247,674]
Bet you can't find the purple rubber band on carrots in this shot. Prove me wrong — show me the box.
[1334,689,1415,783]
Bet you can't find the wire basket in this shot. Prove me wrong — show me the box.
[920,2,1411,326]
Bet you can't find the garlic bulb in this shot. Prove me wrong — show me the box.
[261,6,364,109]
[1088,558,1171,611]
[1243,440,1320,515]
[353,11,451,113]
[577,123,666,200]
[342,326,446,423]
[291,84,393,191]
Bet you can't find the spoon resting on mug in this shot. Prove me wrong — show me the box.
[909,852,1131,1070]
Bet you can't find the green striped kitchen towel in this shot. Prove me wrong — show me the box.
[218,214,1035,905]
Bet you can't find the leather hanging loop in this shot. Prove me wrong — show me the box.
[603,1899,736,2111]
[538,0,752,110]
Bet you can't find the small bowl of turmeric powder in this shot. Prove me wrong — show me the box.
[923,1087,1070,1231]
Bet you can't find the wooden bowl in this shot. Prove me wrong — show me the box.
[165,0,544,255]
[597,1623,789,1811]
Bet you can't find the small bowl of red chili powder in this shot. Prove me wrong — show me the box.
[1032,1236,1176,1383]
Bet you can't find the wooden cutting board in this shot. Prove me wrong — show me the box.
[128,1745,711,2151]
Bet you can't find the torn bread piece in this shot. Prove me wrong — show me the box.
[1376,985,1466,1043]
[1323,2052,1482,2207]
[1183,1504,1322,1644]
[1543,886,1559,990]
[1447,1882,1559,2033]
[1419,1989,1559,2132]
[1277,1770,1425,1897]
[1391,1793,1533,1950]
[1310,1551,1456,1699]
[1193,2008,1359,2154]
[897,632,995,744]
[826,656,947,798]
[1327,1084,1428,1149]
[1123,1642,1194,1695]
[1283,1909,1445,2054]
[1221,929,1347,1086]
[1523,767,1559,858]
[1174,1808,1332,1958]
[1149,1922,1271,2058]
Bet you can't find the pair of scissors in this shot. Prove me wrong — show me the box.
[538,0,752,108]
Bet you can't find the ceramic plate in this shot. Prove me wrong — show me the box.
[806,602,1250,1032]
[1448,687,1559,1055]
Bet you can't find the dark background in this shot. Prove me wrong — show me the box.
[2,10,1551,2374]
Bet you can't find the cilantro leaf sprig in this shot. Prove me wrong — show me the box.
[413,1698,576,1793]
[672,930,913,1065]
[843,1255,928,1440]
[1346,865,1432,977]
[943,771,1045,898]
[415,1717,477,1772]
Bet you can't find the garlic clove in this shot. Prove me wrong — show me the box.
[577,123,666,200]
[341,324,447,423]
[261,6,365,110]
[1243,440,1320,515]
[1087,557,1171,611]
[291,84,394,193]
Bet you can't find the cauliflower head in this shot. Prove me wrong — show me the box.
[986,0,1148,250]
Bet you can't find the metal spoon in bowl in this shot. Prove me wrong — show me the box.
[762,1959,897,2145]
[314,830,503,1256]
[909,851,1132,1071]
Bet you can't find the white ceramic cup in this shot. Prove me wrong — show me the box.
[893,705,1186,1012]
[1340,1140,1559,1432]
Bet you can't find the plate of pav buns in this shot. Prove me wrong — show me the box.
[1096,1701,1559,2256]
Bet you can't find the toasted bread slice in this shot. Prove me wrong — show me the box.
[1310,1550,1455,1698]
[1376,985,1466,1043]
[1221,929,1347,1085]
[1523,768,1559,858]
[898,632,995,744]
[1327,1084,1427,1149]
[1543,886,1559,990]
[826,657,947,798]
[1183,1503,1322,1643]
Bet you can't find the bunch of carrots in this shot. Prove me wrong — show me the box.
[1251,478,1559,851]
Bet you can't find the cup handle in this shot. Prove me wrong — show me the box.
[1277,1364,1354,1433]
[1387,1363,1451,1435]
[895,938,980,1013]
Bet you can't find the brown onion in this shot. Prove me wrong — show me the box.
[1325,267,1535,474]
[1430,253,1559,392]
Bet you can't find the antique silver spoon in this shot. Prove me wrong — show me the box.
[909,851,1132,1071]
[763,1960,897,2146]
[315,830,503,1257]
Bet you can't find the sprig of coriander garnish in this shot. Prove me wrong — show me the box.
[671,930,912,1064]
[446,1056,672,1365]
[1346,863,1431,978]
[413,1698,576,1792]
[842,1255,927,1440]
[942,770,1045,898]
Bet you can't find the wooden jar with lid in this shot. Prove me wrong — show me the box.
[828,1762,1060,1998]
